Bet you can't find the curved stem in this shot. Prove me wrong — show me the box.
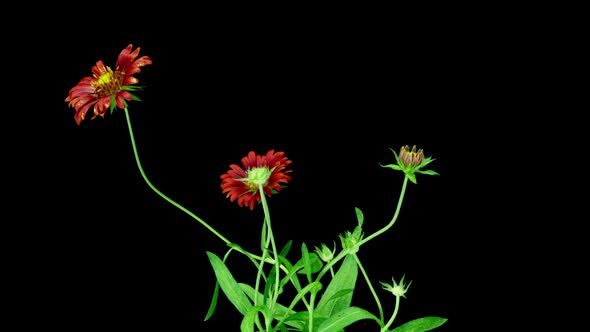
[381,295,401,332]
[359,176,409,246]
[124,108,230,244]
[353,253,384,322]
[314,176,409,299]
[253,245,269,306]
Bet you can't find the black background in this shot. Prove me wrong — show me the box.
[13,7,503,331]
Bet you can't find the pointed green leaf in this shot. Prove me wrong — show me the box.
[417,156,436,168]
[321,288,353,304]
[390,147,402,164]
[109,94,116,112]
[391,316,448,332]
[277,255,301,291]
[315,254,357,317]
[318,306,382,331]
[239,283,293,318]
[416,169,439,176]
[380,163,403,171]
[279,240,293,257]
[239,282,320,331]
[204,279,220,321]
[120,85,145,92]
[206,251,252,315]
[355,207,364,227]
[240,305,270,332]
[284,311,311,324]
[301,243,312,283]
[260,220,267,251]
[295,252,323,274]
[407,172,417,184]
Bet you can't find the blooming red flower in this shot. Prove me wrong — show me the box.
[65,44,152,125]
[221,150,293,210]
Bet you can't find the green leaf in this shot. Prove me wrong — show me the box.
[206,251,252,316]
[279,240,293,258]
[240,305,270,332]
[380,163,402,171]
[302,317,327,331]
[391,316,448,332]
[355,207,364,227]
[204,278,220,321]
[263,241,296,299]
[301,243,312,283]
[390,147,402,165]
[295,252,323,274]
[315,254,357,317]
[239,282,319,331]
[318,306,383,331]
[284,311,312,324]
[260,220,267,251]
[417,156,436,169]
[109,94,116,112]
[276,323,289,332]
[320,289,353,304]
[407,172,417,184]
[276,255,301,291]
[416,169,439,176]
[239,283,294,318]
[120,85,145,92]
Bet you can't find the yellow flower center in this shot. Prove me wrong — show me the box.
[91,66,124,98]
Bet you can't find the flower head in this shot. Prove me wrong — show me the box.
[339,225,364,254]
[380,274,412,298]
[220,150,292,210]
[65,44,152,125]
[314,242,336,263]
[380,145,439,184]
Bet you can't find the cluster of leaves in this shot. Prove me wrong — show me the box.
[206,208,447,331]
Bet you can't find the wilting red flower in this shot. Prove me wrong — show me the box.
[65,44,152,125]
[221,150,293,210]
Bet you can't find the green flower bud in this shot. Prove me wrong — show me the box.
[314,242,336,263]
[380,145,439,184]
[339,227,364,254]
[380,274,412,298]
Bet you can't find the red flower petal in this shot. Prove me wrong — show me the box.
[220,150,292,210]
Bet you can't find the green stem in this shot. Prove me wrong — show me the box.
[253,245,269,306]
[258,183,281,311]
[316,176,409,282]
[381,295,401,332]
[307,291,317,332]
[316,250,348,281]
[353,253,384,322]
[124,108,229,244]
[359,176,409,246]
[124,109,274,265]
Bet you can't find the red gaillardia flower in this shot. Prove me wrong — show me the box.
[65,44,152,125]
[221,150,293,210]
